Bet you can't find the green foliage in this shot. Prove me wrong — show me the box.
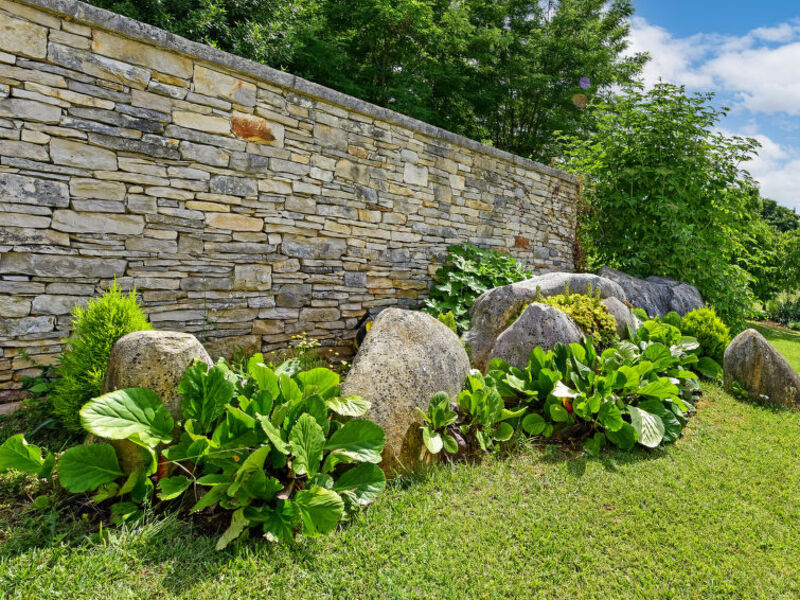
[424,243,531,332]
[760,198,799,233]
[632,308,648,321]
[533,284,618,347]
[662,311,682,328]
[766,289,800,326]
[435,311,458,334]
[51,282,152,432]
[1,357,386,549]
[560,84,761,328]
[680,308,731,364]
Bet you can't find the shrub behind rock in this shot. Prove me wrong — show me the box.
[680,307,730,364]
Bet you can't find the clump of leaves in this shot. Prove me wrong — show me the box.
[632,307,648,321]
[436,311,458,334]
[765,289,800,326]
[680,307,731,364]
[513,283,618,347]
[424,243,531,333]
[0,357,386,549]
[51,281,152,431]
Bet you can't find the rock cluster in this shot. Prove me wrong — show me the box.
[0,0,579,398]
[598,267,703,317]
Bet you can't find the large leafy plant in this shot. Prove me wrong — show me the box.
[424,243,531,332]
[0,357,386,549]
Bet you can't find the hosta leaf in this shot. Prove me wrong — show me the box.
[58,444,123,493]
[628,406,665,448]
[331,463,386,505]
[598,402,624,432]
[80,388,174,446]
[522,413,547,435]
[215,508,249,550]
[179,361,235,432]
[294,486,344,537]
[552,380,580,399]
[638,378,680,401]
[296,368,339,399]
[257,415,290,455]
[0,434,50,476]
[325,396,371,417]
[606,422,637,450]
[421,426,443,454]
[157,475,191,500]
[638,399,683,444]
[324,419,386,464]
[289,414,325,477]
[696,356,723,380]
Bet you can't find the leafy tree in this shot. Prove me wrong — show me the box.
[560,84,761,328]
[760,198,799,233]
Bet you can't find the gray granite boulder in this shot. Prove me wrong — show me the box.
[724,329,800,409]
[489,303,583,369]
[102,330,213,472]
[341,308,470,474]
[597,266,703,317]
[602,296,638,339]
[463,272,625,371]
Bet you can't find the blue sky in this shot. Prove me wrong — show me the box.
[629,0,800,209]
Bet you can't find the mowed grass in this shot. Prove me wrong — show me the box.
[749,321,800,373]
[1,385,799,599]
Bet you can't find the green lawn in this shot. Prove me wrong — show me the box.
[748,321,800,373]
[1,384,799,599]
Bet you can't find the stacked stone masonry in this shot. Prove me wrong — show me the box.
[0,0,579,399]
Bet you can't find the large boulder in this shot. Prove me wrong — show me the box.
[597,266,703,317]
[463,272,625,371]
[724,329,800,409]
[102,330,213,472]
[602,296,638,339]
[489,303,582,369]
[341,308,470,473]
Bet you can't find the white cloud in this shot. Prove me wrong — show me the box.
[628,17,800,209]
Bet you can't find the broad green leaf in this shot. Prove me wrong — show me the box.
[248,359,280,398]
[215,508,249,550]
[552,380,580,399]
[190,484,228,512]
[246,502,299,543]
[638,399,683,443]
[331,463,386,505]
[638,378,680,401]
[294,486,344,537]
[325,396,371,417]
[583,432,606,457]
[598,402,624,432]
[80,388,174,446]
[157,475,192,500]
[58,444,123,493]
[289,414,325,477]
[493,422,514,441]
[549,403,570,422]
[257,415,290,455]
[0,434,50,476]
[197,473,232,486]
[522,413,547,435]
[296,368,339,399]
[442,434,459,454]
[93,482,120,503]
[324,419,386,464]
[606,422,637,450]
[421,426,443,454]
[628,406,665,448]
[179,361,235,432]
[696,356,723,380]
[111,501,142,525]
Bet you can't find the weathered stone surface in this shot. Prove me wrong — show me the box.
[1,212,51,228]
[283,235,347,260]
[92,30,193,78]
[31,294,87,315]
[48,42,151,88]
[464,272,625,371]
[173,111,231,135]
[233,264,271,290]
[2,140,49,161]
[203,335,260,359]
[0,173,69,207]
[102,330,212,472]
[0,315,54,335]
[0,296,30,318]
[403,163,428,187]
[601,296,637,339]
[724,329,800,409]
[50,138,117,170]
[231,113,280,143]
[52,210,145,235]
[341,308,470,472]
[0,97,61,123]
[69,178,126,201]
[0,15,47,59]
[0,252,126,278]
[194,65,256,107]
[597,267,704,317]
[209,175,256,197]
[205,213,263,232]
[489,303,582,369]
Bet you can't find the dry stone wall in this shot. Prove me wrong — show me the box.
[0,0,579,399]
